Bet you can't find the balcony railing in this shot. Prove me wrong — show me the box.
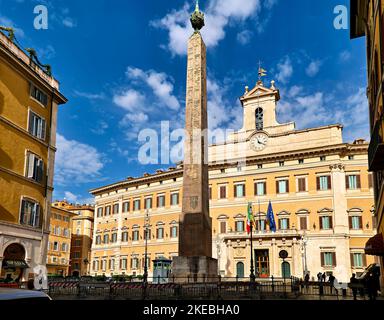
[368,118,384,171]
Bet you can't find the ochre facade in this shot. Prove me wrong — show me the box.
[0,31,66,282]
[351,0,384,287]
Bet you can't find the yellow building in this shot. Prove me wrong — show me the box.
[351,0,384,286]
[52,201,94,277]
[90,79,375,283]
[0,29,67,282]
[47,205,75,276]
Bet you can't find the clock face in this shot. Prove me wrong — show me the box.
[250,133,269,151]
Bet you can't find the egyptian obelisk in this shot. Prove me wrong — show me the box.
[171,1,218,282]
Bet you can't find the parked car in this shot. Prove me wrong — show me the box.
[0,288,52,301]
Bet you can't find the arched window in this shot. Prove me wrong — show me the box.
[255,108,263,131]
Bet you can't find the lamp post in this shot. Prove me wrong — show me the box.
[143,209,150,299]
[249,203,256,283]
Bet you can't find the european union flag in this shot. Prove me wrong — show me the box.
[266,201,276,232]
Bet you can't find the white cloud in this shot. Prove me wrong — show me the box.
[62,191,95,205]
[306,60,322,77]
[339,50,351,62]
[55,134,104,186]
[120,112,148,125]
[237,30,253,45]
[277,86,369,142]
[126,67,180,110]
[74,90,105,100]
[151,0,266,56]
[0,16,24,38]
[64,191,78,203]
[275,57,293,84]
[37,45,56,60]
[113,89,145,112]
[91,120,109,135]
[62,17,77,28]
[287,85,303,98]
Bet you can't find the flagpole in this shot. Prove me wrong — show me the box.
[249,203,256,283]
[258,199,261,234]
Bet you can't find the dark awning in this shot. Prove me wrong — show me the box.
[2,260,29,269]
[365,233,384,256]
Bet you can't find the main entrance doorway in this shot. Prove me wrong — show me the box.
[254,250,269,278]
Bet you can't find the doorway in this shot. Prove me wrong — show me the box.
[281,261,291,278]
[254,250,269,277]
[236,262,244,278]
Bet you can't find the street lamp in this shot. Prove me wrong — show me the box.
[143,209,150,298]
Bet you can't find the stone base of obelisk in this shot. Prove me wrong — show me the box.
[170,256,218,283]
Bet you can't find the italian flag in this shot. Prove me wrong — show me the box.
[246,202,256,234]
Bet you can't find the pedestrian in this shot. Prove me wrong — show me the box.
[367,273,378,300]
[304,273,310,291]
[317,272,322,282]
[321,272,326,283]
[328,273,336,294]
[350,273,358,300]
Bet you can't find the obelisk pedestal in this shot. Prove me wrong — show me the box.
[171,2,218,283]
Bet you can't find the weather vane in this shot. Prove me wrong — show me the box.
[258,61,267,82]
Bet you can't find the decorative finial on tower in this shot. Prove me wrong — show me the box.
[270,80,276,90]
[190,0,205,32]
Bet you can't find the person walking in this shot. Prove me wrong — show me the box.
[317,272,322,282]
[304,273,310,292]
[367,273,378,300]
[321,272,327,283]
[328,273,336,294]
[350,273,358,300]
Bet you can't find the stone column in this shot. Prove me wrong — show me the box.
[330,164,349,234]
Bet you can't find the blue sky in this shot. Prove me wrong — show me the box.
[0,0,368,204]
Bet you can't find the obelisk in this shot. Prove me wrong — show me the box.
[171,1,218,283]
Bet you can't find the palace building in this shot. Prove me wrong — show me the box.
[0,30,67,282]
[350,0,384,287]
[90,78,375,282]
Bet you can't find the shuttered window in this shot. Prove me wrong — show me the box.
[346,175,361,190]
[297,178,306,192]
[350,253,366,268]
[30,84,48,106]
[133,200,141,211]
[220,221,227,234]
[20,198,41,228]
[26,152,44,183]
[317,176,331,190]
[321,252,336,267]
[349,216,362,230]
[255,182,267,196]
[113,203,119,214]
[157,195,165,208]
[171,193,179,205]
[300,217,308,230]
[157,227,164,239]
[319,216,333,230]
[234,184,245,198]
[368,174,373,189]
[219,186,227,199]
[28,110,46,140]
[276,180,289,194]
[144,198,152,209]
[122,202,130,213]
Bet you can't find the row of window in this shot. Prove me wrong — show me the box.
[47,256,67,265]
[92,256,153,272]
[320,252,367,268]
[96,193,180,217]
[49,225,70,237]
[47,241,69,252]
[96,174,372,218]
[212,174,370,199]
[95,226,178,245]
[220,215,365,233]
[53,214,70,222]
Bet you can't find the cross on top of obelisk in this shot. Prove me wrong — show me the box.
[190,0,205,32]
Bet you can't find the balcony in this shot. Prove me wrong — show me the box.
[224,229,300,240]
[368,119,384,171]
